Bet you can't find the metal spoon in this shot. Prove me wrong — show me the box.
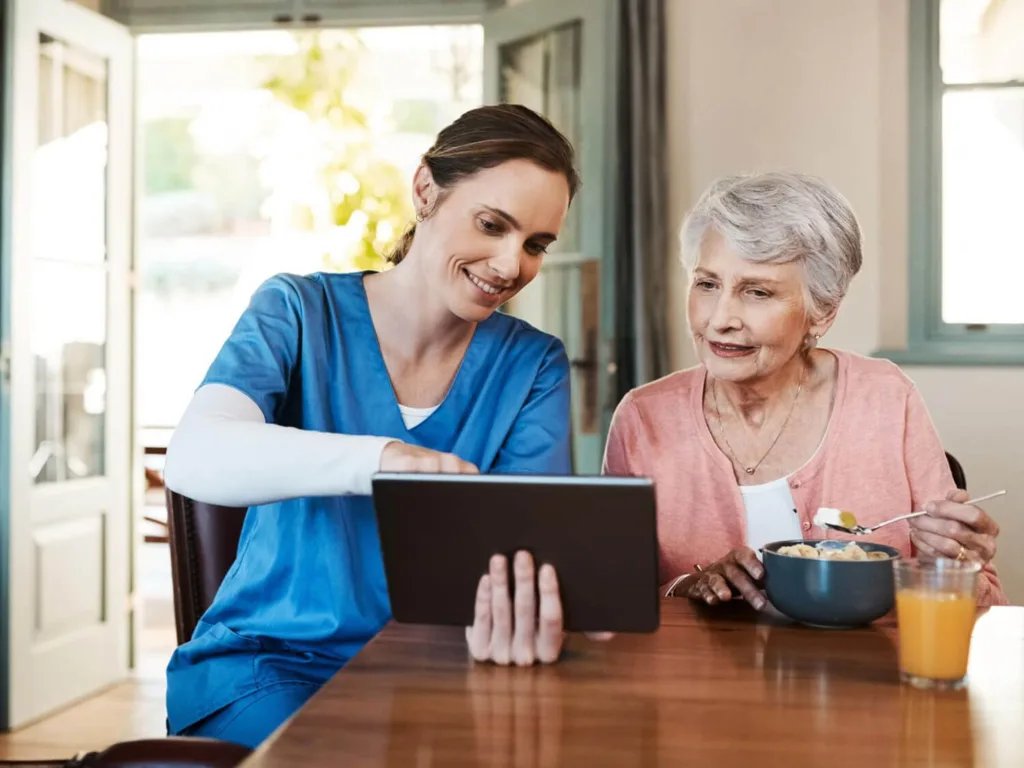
[821,490,1007,536]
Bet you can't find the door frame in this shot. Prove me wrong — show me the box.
[0,0,16,730]
[117,0,620,467]
[101,0,488,33]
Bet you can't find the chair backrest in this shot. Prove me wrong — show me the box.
[165,489,248,646]
[946,451,967,491]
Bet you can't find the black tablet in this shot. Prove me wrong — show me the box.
[371,473,660,634]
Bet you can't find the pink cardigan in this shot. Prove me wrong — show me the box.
[602,349,1008,606]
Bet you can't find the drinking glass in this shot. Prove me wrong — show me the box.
[894,557,980,690]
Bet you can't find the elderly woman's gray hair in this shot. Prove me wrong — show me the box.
[679,171,863,321]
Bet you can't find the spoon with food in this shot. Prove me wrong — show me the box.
[814,490,1007,536]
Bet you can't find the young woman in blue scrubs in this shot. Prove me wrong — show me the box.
[161,104,593,747]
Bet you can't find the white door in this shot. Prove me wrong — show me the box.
[483,0,618,475]
[3,0,134,728]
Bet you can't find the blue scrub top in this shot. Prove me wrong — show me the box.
[165,271,572,734]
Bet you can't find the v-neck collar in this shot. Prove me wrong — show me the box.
[353,271,489,441]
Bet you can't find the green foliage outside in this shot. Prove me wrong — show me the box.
[144,117,198,195]
[391,99,439,135]
[261,31,412,272]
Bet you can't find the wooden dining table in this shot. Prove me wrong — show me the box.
[240,597,1024,766]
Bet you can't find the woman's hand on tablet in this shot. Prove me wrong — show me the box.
[380,442,479,475]
[465,551,613,665]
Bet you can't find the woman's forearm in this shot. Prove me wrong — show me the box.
[162,383,396,507]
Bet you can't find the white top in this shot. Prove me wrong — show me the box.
[740,476,804,558]
[162,383,431,507]
[740,422,830,558]
[397,403,438,430]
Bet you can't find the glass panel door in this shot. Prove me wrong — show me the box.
[31,36,109,485]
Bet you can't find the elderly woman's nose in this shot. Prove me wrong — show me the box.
[709,293,742,330]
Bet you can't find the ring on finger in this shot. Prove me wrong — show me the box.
[956,544,966,562]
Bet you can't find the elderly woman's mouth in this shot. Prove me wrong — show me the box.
[708,341,757,358]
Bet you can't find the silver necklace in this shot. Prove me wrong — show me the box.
[712,371,805,475]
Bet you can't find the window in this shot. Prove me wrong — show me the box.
[905,0,1024,364]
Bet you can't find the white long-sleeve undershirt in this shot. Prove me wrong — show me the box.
[162,383,434,507]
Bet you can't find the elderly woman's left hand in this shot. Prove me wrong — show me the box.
[909,489,1000,565]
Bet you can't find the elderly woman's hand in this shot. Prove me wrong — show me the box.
[465,551,614,666]
[909,489,999,565]
[677,546,766,610]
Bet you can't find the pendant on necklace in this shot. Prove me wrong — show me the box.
[745,467,755,474]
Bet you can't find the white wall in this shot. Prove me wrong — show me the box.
[665,0,1024,602]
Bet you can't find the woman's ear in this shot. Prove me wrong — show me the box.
[808,305,840,341]
[411,163,438,220]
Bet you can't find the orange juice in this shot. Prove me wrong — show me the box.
[896,588,977,680]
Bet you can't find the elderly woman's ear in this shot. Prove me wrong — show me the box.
[806,308,839,349]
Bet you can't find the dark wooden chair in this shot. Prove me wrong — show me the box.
[165,490,248,646]
[946,451,967,491]
[0,737,249,767]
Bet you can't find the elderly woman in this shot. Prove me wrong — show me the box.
[603,171,1007,608]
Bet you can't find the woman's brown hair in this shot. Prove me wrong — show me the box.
[385,103,580,264]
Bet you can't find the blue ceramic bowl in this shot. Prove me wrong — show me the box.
[761,539,901,628]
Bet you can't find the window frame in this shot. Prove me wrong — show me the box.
[895,0,1024,366]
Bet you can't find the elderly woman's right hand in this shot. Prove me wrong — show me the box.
[679,547,766,610]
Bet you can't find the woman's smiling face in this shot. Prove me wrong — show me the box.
[414,159,570,323]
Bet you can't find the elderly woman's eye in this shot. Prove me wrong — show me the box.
[749,288,772,299]
[695,280,716,290]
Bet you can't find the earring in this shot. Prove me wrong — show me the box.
[806,333,820,349]
[415,211,425,222]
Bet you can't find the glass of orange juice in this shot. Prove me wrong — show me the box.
[894,557,980,690]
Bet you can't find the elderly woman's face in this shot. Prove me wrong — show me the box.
[687,230,814,383]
